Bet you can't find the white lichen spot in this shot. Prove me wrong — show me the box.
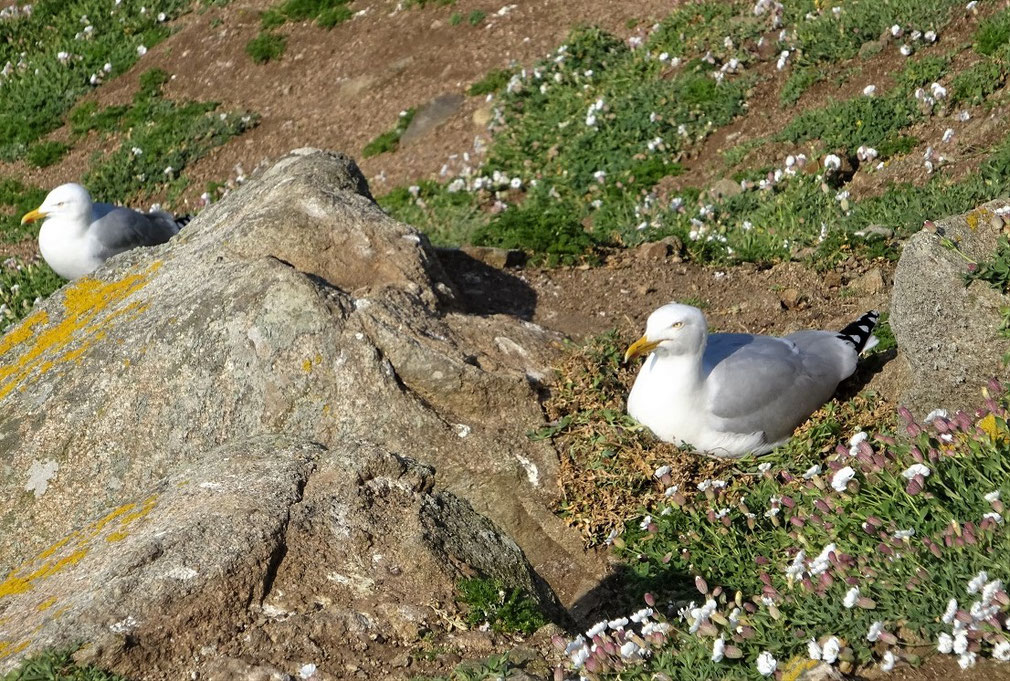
[109,615,139,633]
[198,481,223,490]
[515,453,540,486]
[455,423,472,438]
[25,458,59,499]
[165,566,198,580]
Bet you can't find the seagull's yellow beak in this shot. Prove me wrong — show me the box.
[20,208,46,225]
[624,335,660,363]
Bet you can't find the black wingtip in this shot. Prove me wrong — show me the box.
[174,215,192,229]
[836,310,880,352]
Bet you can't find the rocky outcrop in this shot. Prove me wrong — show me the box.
[0,436,561,679]
[0,149,600,674]
[890,199,1010,414]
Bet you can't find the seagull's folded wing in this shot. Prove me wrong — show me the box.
[705,335,838,441]
[91,207,179,258]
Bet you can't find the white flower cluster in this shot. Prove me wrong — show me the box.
[935,571,1010,669]
[564,608,670,672]
[753,0,783,28]
[585,98,605,127]
[0,4,32,21]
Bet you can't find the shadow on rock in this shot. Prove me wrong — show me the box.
[436,247,537,320]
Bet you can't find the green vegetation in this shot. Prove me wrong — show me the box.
[361,109,416,158]
[543,330,1010,680]
[73,68,257,204]
[0,0,192,161]
[248,0,351,63]
[466,68,513,96]
[0,649,128,681]
[975,6,1010,56]
[411,654,511,681]
[962,235,1010,293]
[468,9,486,26]
[25,141,71,168]
[0,178,48,244]
[245,31,287,63]
[457,577,547,635]
[374,0,1010,268]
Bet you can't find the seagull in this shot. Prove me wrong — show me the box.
[624,303,879,457]
[21,183,190,280]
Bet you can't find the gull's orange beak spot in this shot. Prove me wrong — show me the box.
[624,335,660,363]
[20,208,46,225]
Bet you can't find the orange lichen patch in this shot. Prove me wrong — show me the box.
[36,596,57,611]
[0,262,161,401]
[0,639,29,660]
[105,531,129,542]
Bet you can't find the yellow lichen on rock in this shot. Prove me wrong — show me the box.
[965,207,994,232]
[36,597,57,611]
[0,262,161,401]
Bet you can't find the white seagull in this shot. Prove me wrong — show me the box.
[624,303,879,457]
[21,183,189,280]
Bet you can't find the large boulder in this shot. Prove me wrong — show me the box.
[0,150,601,629]
[890,199,1010,414]
[0,435,563,679]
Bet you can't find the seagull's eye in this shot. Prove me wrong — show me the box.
[670,322,683,329]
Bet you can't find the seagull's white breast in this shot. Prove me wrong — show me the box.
[38,218,103,280]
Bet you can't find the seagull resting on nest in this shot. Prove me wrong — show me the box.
[624,303,879,457]
[21,183,190,280]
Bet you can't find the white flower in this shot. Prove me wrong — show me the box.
[863,84,876,96]
[925,30,937,42]
[966,0,978,9]
[609,617,629,630]
[585,114,597,127]
[848,431,868,455]
[902,464,930,479]
[631,608,653,623]
[586,621,607,638]
[993,641,1010,661]
[758,462,772,473]
[843,586,860,608]
[930,82,947,99]
[984,511,1003,524]
[593,170,607,183]
[968,570,989,594]
[954,632,969,655]
[986,491,1001,503]
[983,579,1003,604]
[823,154,842,172]
[958,652,977,670]
[867,621,884,642]
[298,664,317,680]
[756,651,777,676]
[894,529,915,539]
[664,485,679,497]
[803,464,822,479]
[620,641,640,658]
[822,637,840,663]
[786,550,806,579]
[924,409,948,423]
[900,44,912,56]
[808,638,822,660]
[831,466,856,492]
[942,598,958,624]
[958,110,971,122]
[938,632,954,654]
[942,128,955,143]
[137,44,148,56]
[881,650,896,672]
[712,636,726,662]
[810,543,836,575]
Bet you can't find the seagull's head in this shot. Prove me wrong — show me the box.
[625,303,707,362]
[21,183,93,226]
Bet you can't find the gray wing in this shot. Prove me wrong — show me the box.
[89,206,180,258]
[704,332,852,442]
